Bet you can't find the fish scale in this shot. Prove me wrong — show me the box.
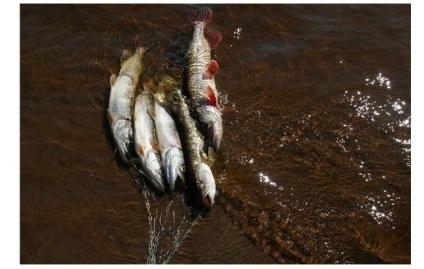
[107,48,144,164]
[134,89,165,192]
[166,87,217,208]
[185,7,223,151]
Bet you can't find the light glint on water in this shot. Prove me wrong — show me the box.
[362,191,400,228]
[258,172,277,187]
[365,72,391,89]
[233,27,242,40]
[343,74,410,149]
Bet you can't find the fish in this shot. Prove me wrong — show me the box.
[148,82,185,191]
[185,7,223,152]
[107,47,145,164]
[166,86,216,208]
[133,87,165,192]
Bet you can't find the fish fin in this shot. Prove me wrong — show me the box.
[177,169,185,184]
[207,146,216,161]
[120,49,132,64]
[186,7,212,24]
[151,140,160,152]
[142,83,153,94]
[205,86,217,107]
[110,74,117,87]
[130,104,140,121]
[136,143,144,156]
[204,60,219,79]
[135,47,145,56]
[205,30,222,50]
[148,106,156,120]
[106,108,113,124]
[138,168,149,178]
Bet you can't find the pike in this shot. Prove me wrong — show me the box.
[185,7,223,152]
[107,48,145,164]
[133,88,165,192]
[166,87,216,208]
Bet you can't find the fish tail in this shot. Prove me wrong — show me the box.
[186,7,212,25]
[134,46,145,56]
[120,49,133,64]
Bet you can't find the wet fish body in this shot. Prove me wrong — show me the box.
[186,7,223,151]
[107,48,145,164]
[167,87,216,207]
[150,91,185,191]
[134,89,165,192]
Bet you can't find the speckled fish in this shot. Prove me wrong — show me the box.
[166,87,216,208]
[149,84,185,191]
[107,47,144,164]
[186,7,223,152]
[134,87,165,192]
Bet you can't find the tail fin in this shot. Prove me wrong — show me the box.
[120,49,133,64]
[134,47,145,56]
[186,7,212,25]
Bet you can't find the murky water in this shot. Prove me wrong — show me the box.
[20,4,410,264]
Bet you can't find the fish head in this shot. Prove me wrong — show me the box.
[142,150,166,192]
[165,87,185,109]
[195,162,216,208]
[164,147,186,191]
[198,106,223,151]
[112,119,134,164]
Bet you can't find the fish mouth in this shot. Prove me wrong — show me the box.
[111,119,135,164]
[164,147,185,191]
[196,105,223,151]
[142,151,166,192]
[195,162,216,208]
[115,139,132,164]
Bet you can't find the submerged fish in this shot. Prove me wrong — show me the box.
[134,88,165,192]
[107,48,145,164]
[185,7,223,152]
[166,86,216,208]
[148,82,185,191]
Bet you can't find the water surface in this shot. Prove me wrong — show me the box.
[20,4,410,264]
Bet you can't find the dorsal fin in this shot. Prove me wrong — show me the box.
[205,86,217,107]
[110,74,117,87]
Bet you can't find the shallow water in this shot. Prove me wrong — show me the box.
[20,4,410,264]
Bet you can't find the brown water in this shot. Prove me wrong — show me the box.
[20,4,411,264]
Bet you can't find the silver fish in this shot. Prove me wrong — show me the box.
[186,7,223,151]
[134,88,165,192]
[149,86,185,191]
[107,47,145,164]
[166,87,216,208]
